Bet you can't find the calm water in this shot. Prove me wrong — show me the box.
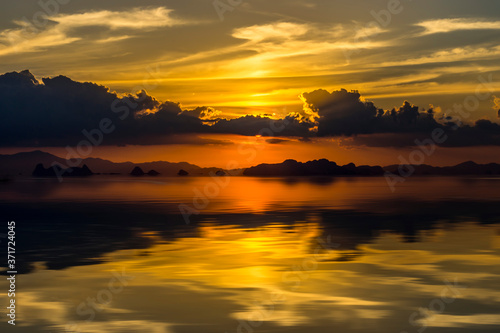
[1,176,500,333]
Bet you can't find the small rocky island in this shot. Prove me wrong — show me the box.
[130,166,160,176]
[32,163,93,177]
[147,169,160,176]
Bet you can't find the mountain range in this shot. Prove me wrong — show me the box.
[0,150,234,177]
[1,150,500,177]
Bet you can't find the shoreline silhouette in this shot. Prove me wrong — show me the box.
[2,150,500,178]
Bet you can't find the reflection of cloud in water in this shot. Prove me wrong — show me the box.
[419,314,500,328]
[2,222,499,332]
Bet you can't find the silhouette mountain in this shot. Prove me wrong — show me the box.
[384,161,500,176]
[3,150,500,178]
[0,151,231,176]
[130,167,159,176]
[130,166,145,176]
[244,159,384,176]
[178,169,189,176]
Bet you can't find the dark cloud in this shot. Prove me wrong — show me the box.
[210,114,310,137]
[2,71,500,148]
[302,88,500,147]
[0,70,313,146]
[180,106,221,121]
[301,88,441,136]
[265,138,289,144]
[344,120,500,148]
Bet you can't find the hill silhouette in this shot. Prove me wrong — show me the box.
[32,163,93,177]
[130,166,145,176]
[0,150,233,176]
[2,150,500,178]
[244,159,384,176]
[384,161,500,176]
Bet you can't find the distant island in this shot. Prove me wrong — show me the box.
[130,166,160,176]
[32,163,93,177]
[244,159,384,176]
[384,161,500,176]
[0,150,236,177]
[2,150,500,178]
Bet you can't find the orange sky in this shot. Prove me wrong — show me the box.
[1,1,500,165]
[3,135,500,168]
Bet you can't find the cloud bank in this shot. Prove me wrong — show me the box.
[1,70,500,148]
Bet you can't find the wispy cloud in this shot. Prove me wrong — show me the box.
[95,35,133,44]
[379,45,500,67]
[217,21,389,78]
[51,7,183,30]
[416,18,500,35]
[0,28,80,56]
[150,21,389,83]
[0,7,186,56]
[232,22,310,42]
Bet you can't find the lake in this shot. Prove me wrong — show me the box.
[0,176,499,333]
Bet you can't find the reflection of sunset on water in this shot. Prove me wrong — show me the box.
[4,219,499,332]
[4,176,500,214]
[1,1,500,331]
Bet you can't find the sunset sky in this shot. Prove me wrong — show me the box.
[1,0,500,167]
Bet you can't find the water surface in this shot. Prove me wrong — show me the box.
[0,177,499,332]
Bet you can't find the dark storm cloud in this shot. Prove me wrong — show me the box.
[2,70,500,148]
[180,106,222,121]
[342,122,500,148]
[301,88,500,147]
[0,70,311,146]
[301,88,440,136]
[0,70,206,146]
[210,115,311,137]
[266,138,289,144]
